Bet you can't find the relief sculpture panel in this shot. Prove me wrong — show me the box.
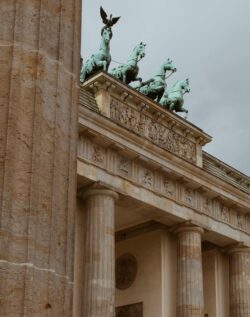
[110,98,196,163]
[78,136,249,234]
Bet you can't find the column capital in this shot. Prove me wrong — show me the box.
[172,222,204,235]
[225,243,250,255]
[79,186,119,202]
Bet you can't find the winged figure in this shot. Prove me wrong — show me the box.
[100,6,120,27]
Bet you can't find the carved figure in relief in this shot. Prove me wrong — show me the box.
[136,59,176,102]
[110,42,146,84]
[203,198,213,214]
[143,171,153,187]
[92,146,104,163]
[80,7,120,83]
[221,206,229,222]
[119,158,130,176]
[110,99,196,163]
[163,178,175,196]
[159,79,190,118]
[184,188,194,204]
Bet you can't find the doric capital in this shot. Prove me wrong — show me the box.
[173,222,204,236]
[225,243,250,255]
[78,185,119,202]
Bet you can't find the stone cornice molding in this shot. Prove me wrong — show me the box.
[78,105,250,210]
[82,72,212,167]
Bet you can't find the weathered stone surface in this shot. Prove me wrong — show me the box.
[0,1,81,316]
[175,225,204,317]
[228,246,250,317]
[80,188,118,317]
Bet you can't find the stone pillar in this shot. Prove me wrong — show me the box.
[228,246,250,317]
[82,188,118,317]
[175,225,204,317]
[0,1,81,316]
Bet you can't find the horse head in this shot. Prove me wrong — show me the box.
[182,78,190,93]
[163,58,177,73]
[135,42,146,60]
[101,27,113,44]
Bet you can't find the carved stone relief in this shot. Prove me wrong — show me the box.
[92,145,105,164]
[142,170,153,188]
[110,98,196,163]
[220,205,230,222]
[203,197,213,215]
[118,156,132,178]
[163,177,176,197]
[183,187,195,206]
[78,136,249,234]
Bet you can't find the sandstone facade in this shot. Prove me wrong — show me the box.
[0,4,250,315]
[0,1,81,316]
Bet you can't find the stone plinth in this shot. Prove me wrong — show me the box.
[0,1,81,316]
[228,246,250,317]
[175,225,204,317]
[81,189,118,317]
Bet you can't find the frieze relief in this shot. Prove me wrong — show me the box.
[141,170,153,188]
[78,136,250,234]
[110,98,196,163]
[92,145,105,165]
[163,177,176,198]
[118,156,132,178]
[203,197,213,215]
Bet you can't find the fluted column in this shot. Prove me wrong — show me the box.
[228,246,250,317]
[82,188,119,317]
[0,1,81,316]
[175,225,204,317]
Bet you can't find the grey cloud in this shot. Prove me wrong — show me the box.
[81,0,250,175]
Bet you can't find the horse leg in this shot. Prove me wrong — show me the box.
[182,108,188,119]
[95,60,107,72]
[123,72,127,84]
[80,67,86,83]
[169,102,175,111]
[157,90,164,103]
[134,76,142,83]
[178,107,188,119]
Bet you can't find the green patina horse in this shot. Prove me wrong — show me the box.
[80,27,113,83]
[159,79,190,118]
[110,42,146,84]
[136,59,176,102]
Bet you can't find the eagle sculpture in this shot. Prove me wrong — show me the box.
[100,6,120,27]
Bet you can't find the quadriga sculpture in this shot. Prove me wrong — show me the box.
[80,7,120,83]
[136,59,176,102]
[159,79,190,118]
[110,42,146,84]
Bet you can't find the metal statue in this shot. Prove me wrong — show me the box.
[80,7,120,83]
[159,79,190,118]
[110,42,146,84]
[136,59,176,102]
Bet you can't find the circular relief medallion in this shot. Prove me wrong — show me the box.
[115,253,137,290]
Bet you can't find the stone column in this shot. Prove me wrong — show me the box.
[228,246,250,317]
[0,1,81,316]
[82,188,118,317]
[175,225,204,317]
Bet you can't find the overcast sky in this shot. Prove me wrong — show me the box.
[81,0,250,176]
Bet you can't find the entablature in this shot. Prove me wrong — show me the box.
[78,71,250,243]
[82,72,212,167]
